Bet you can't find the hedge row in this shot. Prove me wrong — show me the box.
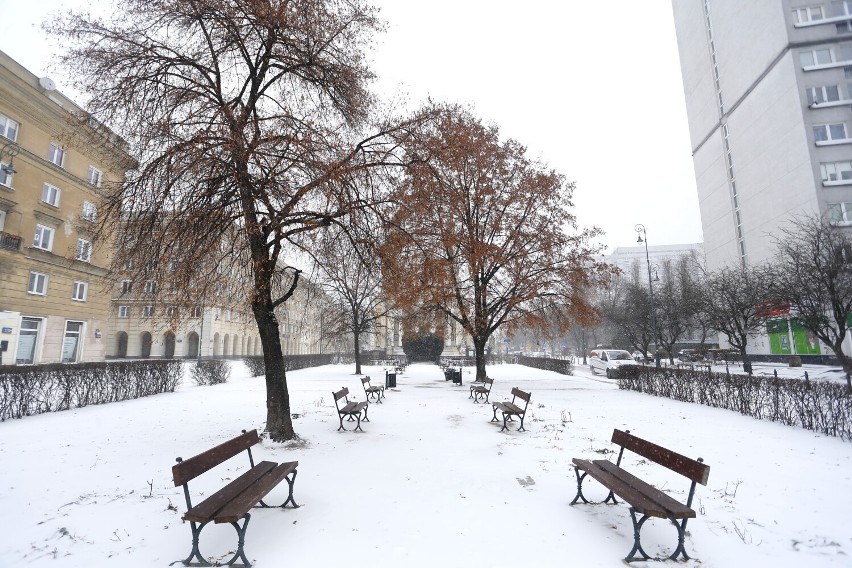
[517,355,574,376]
[242,354,335,377]
[0,360,182,422]
[616,365,852,441]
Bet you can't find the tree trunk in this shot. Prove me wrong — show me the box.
[353,329,362,375]
[253,298,295,442]
[473,336,488,381]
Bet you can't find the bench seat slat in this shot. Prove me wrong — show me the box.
[494,402,523,414]
[593,460,695,519]
[215,460,299,523]
[573,458,695,519]
[183,461,277,523]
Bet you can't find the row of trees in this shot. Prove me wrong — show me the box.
[50,0,609,441]
[597,216,852,374]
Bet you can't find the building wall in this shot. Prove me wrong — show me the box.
[0,50,130,365]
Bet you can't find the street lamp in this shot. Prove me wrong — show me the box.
[635,223,660,367]
[0,142,19,176]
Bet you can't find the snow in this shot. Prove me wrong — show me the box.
[1,361,850,567]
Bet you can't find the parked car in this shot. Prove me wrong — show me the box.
[589,349,639,377]
[678,349,700,362]
[631,351,655,363]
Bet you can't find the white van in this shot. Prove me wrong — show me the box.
[589,349,639,377]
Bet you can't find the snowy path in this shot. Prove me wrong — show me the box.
[0,362,850,567]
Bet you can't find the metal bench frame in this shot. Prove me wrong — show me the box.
[570,429,710,562]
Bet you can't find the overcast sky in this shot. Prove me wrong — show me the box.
[0,0,703,253]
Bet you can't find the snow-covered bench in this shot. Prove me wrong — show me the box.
[361,376,384,403]
[570,429,710,562]
[333,387,369,432]
[171,429,299,567]
[490,387,531,431]
[469,377,493,403]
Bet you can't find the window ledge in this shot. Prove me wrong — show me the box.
[794,15,852,28]
[802,60,852,71]
[823,179,852,186]
[816,138,852,146]
[810,99,852,109]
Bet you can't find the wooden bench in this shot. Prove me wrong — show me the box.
[490,387,531,431]
[570,429,710,562]
[469,377,493,403]
[333,387,369,432]
[171,429,299,567]
[361,376,385,403]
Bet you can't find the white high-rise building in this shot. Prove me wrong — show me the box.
[672,0,852,270]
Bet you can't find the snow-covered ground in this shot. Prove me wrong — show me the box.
[1,361,850,567]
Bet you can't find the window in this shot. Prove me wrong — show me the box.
[807,85,841,104]
[0,162,11,187]
[28,271,48,295]
[191,306,203,318]
[828,201,852,223]
[41,183,61,207]
[0,209,5,231]
[837,21,852,33]
[120,279,133,294]
[794,5,824,23]
[72,281,88,301]
[33,224,54,251]
[16,317,41,364]
[0,114,18,141]
[142,305,155,317]
[122,259,134,271]
[144,280,157,294]
[118,305,130,318]
[76,238,92,262]
[166,306,177,317]
[87,166,102,187]
[833,0,852,16]
[82,201,97,222]
[61,321,84,363]
[801,49,833,67]
[48,143,66,167]
[821,161,852,182]
[813,122,848,142]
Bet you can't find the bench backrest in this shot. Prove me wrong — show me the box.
[173,429,259,487]
[612,429,710,486]
[482,377,493,386]
[510,387,531,410]
[333,387,350,410]
[361,377,371,387]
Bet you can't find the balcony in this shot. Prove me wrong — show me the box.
[0,231,22,251]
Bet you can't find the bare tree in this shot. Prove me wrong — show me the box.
[773,215,852,373]
[49,0,426,440]
[701,264,773,371]
[383,107,610,380]
[310,225,389,374]
[654,256,702,364]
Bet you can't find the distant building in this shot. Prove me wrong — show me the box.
[0,50,132,365]
[607,243,704,283]
[672,0,852,270]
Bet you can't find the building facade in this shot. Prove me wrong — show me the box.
[672,1,852,358]
[672,0,852,270]
[0,50,132,365]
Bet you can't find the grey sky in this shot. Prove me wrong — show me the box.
[0,0,703,252]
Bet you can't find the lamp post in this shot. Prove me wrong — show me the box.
[635,223,660,367]
[0,142,19,176]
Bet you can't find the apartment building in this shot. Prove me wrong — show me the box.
[672,1,852,358]
[672,0,852,270]
[0,50,132,365]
